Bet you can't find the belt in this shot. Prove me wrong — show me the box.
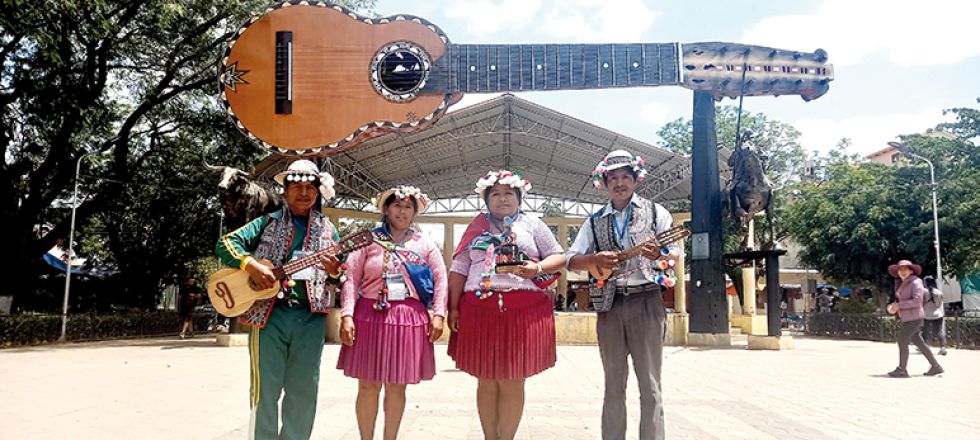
[614,283,659,296]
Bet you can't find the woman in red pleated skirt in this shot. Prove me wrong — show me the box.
[447,170,567,440]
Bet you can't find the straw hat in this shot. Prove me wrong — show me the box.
[373,185,431,213]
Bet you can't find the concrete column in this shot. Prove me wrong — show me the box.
[556,223,569,301]
[443,220,454,270]
[674,256,687,313]
[741,218,756,314]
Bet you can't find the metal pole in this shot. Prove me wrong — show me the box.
[888,142,942,282]
[61,153,92,342]
[926,158,942,283]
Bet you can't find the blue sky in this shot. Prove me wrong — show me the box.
[375,0,980,157]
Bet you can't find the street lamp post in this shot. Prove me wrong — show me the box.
[888,141,942,282]
[60,152,96,342]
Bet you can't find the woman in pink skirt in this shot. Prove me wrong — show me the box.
[337,186,448,440]
[447,170,566,440]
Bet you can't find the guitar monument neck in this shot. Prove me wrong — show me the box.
[424,43,681,93]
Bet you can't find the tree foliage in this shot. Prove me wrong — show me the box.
[1,0,375,311]
[656,105,808,186]
[782,108,980,296]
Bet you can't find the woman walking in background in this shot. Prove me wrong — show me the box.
[886,260,944,377]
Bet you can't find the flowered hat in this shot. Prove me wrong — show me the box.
[592,149,647,189]
[373,185,431,213]
[273,159,336,200]
[474,170,532,198]
[888,259,922,278]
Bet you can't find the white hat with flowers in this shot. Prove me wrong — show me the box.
[591,149,647,189]
[474,169,532,198]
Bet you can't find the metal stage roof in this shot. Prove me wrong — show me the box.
[253,94,731,215]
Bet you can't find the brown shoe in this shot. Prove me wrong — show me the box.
[887,368,909,378]
[924,365,944,376]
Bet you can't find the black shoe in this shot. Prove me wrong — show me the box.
[887,368,910,378]
[939,348,948,356]
[924,365,944,376]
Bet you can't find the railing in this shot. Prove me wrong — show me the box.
[803,312,980,349]
[0,310,217,347]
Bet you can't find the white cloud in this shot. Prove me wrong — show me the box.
[541,0,659,42]
[444,0,542,36]
[640,101,673,127]
[742,0,980,66]
[793,108,955,157]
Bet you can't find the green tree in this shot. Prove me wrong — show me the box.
[1,0,376,310]
[782,108,980,297]
[782,162,922,297]
[656,105,809,186]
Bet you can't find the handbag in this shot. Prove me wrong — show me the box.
[400,251,435,308]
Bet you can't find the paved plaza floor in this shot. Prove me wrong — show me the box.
[2,335,977,440]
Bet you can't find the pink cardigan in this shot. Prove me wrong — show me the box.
[340,231,448,318]
[895,276,926,322]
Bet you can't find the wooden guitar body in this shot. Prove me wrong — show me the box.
[207,230,376,317]
[207,259,281,317]
[220,2,456,156]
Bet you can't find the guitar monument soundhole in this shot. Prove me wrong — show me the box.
[370,41,431,102]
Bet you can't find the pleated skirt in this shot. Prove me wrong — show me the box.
[336,297,435,384]
[448,290,557,380]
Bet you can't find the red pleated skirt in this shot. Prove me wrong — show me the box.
[448,290,556,380]
[336,297,435,384]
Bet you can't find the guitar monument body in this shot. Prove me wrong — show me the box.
[218,1,834,156]
[587,225,691,286]
[207,230,375,316]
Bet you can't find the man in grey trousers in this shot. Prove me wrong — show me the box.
[567,150,681,440]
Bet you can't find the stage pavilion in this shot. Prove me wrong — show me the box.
[251,93,736,345]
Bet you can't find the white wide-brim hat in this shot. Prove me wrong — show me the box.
[374,185,431,213]
[273,159,336,200]
[592,149,647,188]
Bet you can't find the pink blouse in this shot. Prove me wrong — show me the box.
[341,231,448,317]
[450,215,564,292]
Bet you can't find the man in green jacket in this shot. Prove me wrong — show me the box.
[215,159,341,440]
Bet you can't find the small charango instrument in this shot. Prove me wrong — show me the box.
[207,230,375,316]
[587,225,690,287]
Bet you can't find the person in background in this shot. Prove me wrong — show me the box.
[177,278,200,339]
[921,276,948,356]
[817,288,833,313]
[886,260,944,378]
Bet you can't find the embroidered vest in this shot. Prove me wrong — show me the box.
[239,208,337,328]
[588,197,662,313]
